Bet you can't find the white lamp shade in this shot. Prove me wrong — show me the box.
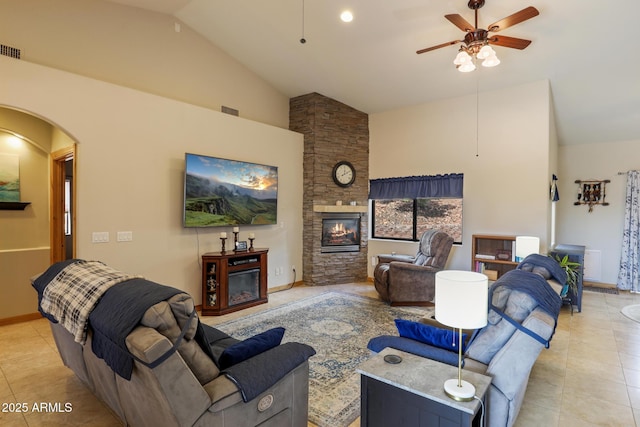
[453,51,472,65]
[435,270,488,329]
[477,45,495,60]
[482,53,500,67]
[458,61,476,73]
[515,236,540,261]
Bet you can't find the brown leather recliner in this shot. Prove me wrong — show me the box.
[374,230,454,306]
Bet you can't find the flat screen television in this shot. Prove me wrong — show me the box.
[183,153,278,227]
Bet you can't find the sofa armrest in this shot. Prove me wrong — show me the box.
[367,336,460,366]
[222,342,315,402]
[387,262,439,302]
[378,254,415,264]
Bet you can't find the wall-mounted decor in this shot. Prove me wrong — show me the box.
[0,153,20,202]
[574,179,610,212]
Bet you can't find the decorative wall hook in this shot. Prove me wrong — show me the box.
[574,179,610,212]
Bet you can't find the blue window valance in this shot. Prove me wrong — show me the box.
[369,173,463,200]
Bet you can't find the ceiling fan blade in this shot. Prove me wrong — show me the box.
[445,14,475,32]
[416,40,462,55]
[489,35,532,50]
[488,7,539,32]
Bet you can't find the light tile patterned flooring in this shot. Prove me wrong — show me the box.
[1,282,639,426]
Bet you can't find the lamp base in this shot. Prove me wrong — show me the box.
[443,378,476,402]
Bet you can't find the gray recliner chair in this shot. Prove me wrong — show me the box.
[373,230,454,306]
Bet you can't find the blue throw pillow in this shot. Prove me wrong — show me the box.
[218,327,285,369]
[395,319,466,352]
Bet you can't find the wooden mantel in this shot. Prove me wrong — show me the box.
[313,204,368,213]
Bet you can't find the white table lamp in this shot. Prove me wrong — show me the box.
[515,236,540,262]
[435,270,488,401]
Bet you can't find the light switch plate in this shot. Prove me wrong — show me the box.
[117,231,133,242]
[92,232,109,243]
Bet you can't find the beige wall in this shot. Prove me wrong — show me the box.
[557,139,640,284]
[0,0,290,129]
[0,57,304,317]
[0,125,53,319]
[368,80,555,276]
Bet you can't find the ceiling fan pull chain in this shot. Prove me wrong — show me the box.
[299,0,306,44]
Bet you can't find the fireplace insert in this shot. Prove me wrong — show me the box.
[228,268,260,306]
[321,213,361,253]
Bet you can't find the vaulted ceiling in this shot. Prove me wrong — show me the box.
[106,0,639,146]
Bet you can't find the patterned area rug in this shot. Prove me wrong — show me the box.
[213,291,432,427]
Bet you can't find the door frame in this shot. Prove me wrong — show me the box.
[51,145,76,263]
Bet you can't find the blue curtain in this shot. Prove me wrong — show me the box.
[369,173,463,200]
[617,170,640,292]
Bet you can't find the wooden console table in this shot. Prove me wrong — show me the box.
[357,348,491,427]
[201,249,268,316]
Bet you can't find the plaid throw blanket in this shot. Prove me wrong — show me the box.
[39,260,141,344]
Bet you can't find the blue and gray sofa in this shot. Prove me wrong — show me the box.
[369,254,565,427]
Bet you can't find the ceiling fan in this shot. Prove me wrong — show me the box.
[417,0,539,71]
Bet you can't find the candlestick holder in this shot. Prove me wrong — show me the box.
[233,231,239,249]
[248,237,255,251]
[220,237,227,253]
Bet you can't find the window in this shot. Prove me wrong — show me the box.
[369,174,463,244]
[64,179,72,236]
[372,198,462,243]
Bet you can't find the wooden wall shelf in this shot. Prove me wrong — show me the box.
[0,202,31,210]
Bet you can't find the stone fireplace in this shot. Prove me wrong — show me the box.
[289,93,369,286]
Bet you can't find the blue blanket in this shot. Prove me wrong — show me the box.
[34,261,215,380]
[490,269,562,320]
[517,253,567,285]
[88,279,184,380]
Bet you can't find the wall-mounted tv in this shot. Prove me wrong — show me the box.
[183,153,278,227]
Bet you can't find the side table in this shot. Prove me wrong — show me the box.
[357,348,491,427]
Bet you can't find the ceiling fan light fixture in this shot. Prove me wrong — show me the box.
[476,45,494,60]
[458,61,476,73]
[454,50,472,65]
[482,53,500,67]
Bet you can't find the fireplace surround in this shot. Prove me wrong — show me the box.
[321,213,361,253]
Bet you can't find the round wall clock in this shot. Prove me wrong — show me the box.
[332,161,356,187]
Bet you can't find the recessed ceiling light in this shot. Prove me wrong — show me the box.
[340,10,353,23]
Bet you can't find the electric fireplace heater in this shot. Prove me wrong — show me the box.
[228,268,260,306]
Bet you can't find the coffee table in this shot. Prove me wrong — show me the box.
[357,348,491,427]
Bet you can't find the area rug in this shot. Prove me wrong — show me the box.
[621,304,640,323]
[212,291,431,427]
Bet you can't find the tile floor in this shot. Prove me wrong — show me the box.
[1,282,639,426]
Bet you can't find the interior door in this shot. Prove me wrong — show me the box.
[51,146,75,263]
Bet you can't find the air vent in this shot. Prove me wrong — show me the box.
[0,44,21,59]
[221,106,239,116]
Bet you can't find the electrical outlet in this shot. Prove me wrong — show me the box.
[371,256,377,266]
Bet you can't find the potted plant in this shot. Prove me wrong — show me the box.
[551,254,580,297]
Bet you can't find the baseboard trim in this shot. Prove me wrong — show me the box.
[0,312,43,326]
[268,281,304,293]
[390,301,435,307]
